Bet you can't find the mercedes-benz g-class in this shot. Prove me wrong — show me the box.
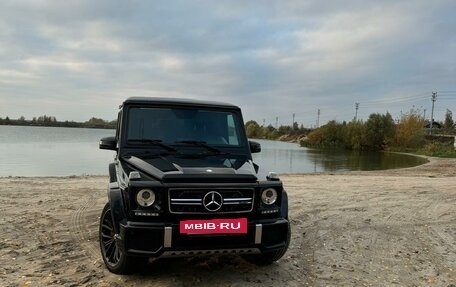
[99,97,290,274]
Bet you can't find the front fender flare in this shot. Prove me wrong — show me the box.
[107,183,127,234]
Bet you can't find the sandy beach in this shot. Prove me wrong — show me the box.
[0,158,455,287]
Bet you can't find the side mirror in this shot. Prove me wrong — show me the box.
[100,136,117,151]
[249,140,261,153]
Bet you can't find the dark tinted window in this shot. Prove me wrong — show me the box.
[127,107,246,146]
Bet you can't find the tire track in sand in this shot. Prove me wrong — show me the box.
[69,188,104,263]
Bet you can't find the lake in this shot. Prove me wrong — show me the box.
[0,126,427,176]
[254,140,427,173]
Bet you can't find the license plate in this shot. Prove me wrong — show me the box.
[179,218,247,234]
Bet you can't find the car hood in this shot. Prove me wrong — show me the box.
[122,155,258,183]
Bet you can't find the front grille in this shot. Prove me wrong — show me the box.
[169,188,254,214]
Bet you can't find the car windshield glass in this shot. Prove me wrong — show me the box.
[174,140,222,154]
[127,139,177,153]
[126,107,246,147]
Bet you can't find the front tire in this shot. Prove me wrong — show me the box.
[99,202,134,274]
[245,222,291,265]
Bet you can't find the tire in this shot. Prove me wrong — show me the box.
[245,222,291,265]
[99,202,135,274]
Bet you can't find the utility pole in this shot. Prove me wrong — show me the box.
[430,92,437,134]
[354,103,360,121]
[317,109,320,128]
[292,113,295,128]
[423,109,426,121]
[275,117,278,129]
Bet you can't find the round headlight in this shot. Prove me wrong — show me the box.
[261,188,278,205]
[136,189,155,207]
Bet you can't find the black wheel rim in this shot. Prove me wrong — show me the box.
[100,207,121,266]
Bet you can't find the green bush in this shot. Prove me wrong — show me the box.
[417,141,456,158]
[364,113,395,150]
[304,113,395,151]
[344,120,366,150]
[304,120,346,148]
[394,111,425,149]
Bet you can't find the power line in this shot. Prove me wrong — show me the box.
[359,93,429,104]
[254,90,455,127]
[360,96,429,107]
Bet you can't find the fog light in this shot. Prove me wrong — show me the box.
[134,211,159,217]
[136,189,155,207]
[261,188,278,205]
[261,209,279,214]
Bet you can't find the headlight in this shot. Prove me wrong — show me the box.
[136,189,155,207]
[261,188,278,205]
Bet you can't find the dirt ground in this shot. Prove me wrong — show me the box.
[0,158,455,287]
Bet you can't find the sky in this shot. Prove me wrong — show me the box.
[0,0,455,127]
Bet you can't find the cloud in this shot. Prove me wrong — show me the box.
[0,0,454,125]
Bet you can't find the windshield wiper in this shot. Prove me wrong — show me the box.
[174,140,223,154]
[128,139,177,153]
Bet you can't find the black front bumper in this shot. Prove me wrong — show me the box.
[118,218,289,257]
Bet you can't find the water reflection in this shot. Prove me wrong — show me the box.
[252,139,427,174]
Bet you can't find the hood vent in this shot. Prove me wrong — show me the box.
[123,156,257,183]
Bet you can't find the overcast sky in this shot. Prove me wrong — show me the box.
[0,0,455,127]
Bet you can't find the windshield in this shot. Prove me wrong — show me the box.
[126,107,247,147]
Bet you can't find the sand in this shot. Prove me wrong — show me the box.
[0,158,455,286]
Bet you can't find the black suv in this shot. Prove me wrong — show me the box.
[99,97,290,274]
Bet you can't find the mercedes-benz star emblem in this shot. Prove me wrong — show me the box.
[203,191,223,212]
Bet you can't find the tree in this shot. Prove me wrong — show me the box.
[443,109,454,134]
[323,120,345,147]
[364,113,395,150]
[278,125,292,134]
[293,122,299,131]
[245,120,263,138]
[304,120,346,148]
[345,120,366,150]
[264,124,279,139]
[394,110,425,149]
[86,117,109,128]
[37,115,56,123]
